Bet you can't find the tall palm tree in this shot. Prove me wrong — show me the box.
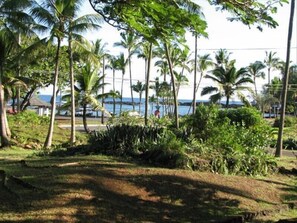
[92,39,109,123]
[32,0,101,147]
[132,80,145,114]
[66,2,102,144]
[201,66,253,108]
[190,53,213,113]
[0,32,16,146]
[114,30,139,110]
[247,61,266,96]
[115,53,127,114]
[31,0,70,148]
[264,51,280,86]
[276,0,295,157]
[106,55,120,115]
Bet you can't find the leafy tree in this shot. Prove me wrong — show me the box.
[201,66,253,108]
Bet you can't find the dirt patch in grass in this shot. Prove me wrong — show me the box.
[0,155,296,223]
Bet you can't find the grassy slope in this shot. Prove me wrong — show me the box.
[0,149,296,223]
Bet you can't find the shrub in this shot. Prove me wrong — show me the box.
[182,104,220,141]
[89,124,165,156]
[283,138,297,150]
[273,116,297,128]
[8,110,50,126]
[218,107,263,128]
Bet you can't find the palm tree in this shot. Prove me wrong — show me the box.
[201,66,253,108]
[190,53,213,113]
[32,0,102,147]
[0,0,37,147]
[114,30,139,111]
[214,49,235,69]
[264,51,280,86]
[63,63,109,133]
[276,0,295,157]
[132,81,145,114]
[31,0,69,148]
[115,53,127,114]
[175,72,188,97]
[66,2,102,144]
[247,61,266,96]
[0,32,15,147]
[106,56,120,115]
[92,39,109,123]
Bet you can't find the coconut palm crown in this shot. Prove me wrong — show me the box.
[201,66,253,108]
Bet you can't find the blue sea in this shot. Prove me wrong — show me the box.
[38,95,243,117]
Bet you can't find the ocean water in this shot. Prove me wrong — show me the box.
[38,95,200,116]
[38,95,242,116]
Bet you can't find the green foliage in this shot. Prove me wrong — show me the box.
[218,107,264,128]
[108,111,144,125]
[8,110,49,126]
[273,116,297,127]
[283,138,297,150]
[89,124,165,156]
[141,131,189,168]
[181,104,219,141]
[8,111,88,149]
[181,104,275,175]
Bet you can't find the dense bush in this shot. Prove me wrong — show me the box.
[273,116,297,128]
[283,138,297,150]
[89,124,165,156]
[181,104,275,175]
[8,110,50,126]
[218,107,264,128]
[86,105,277,175]
[88,124,192,169]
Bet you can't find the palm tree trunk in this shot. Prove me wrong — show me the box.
[101,56,105,124]
[128,50,135,110]
[16,33,21,113]
[164,43,179,128]
[192,34,198,114]
[120,72,124,114]
[145,42,152,126]
[82,104,89,133]
[112,69,116,115]
[44,38,61,149]
[68,33,76,145]
[226,96,230,108]
[276,0,295,157]
[0,62,10,147]
[3,102,11,138]
[254,76,258,96]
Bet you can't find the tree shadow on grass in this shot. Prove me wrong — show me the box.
[0,157,286,223]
